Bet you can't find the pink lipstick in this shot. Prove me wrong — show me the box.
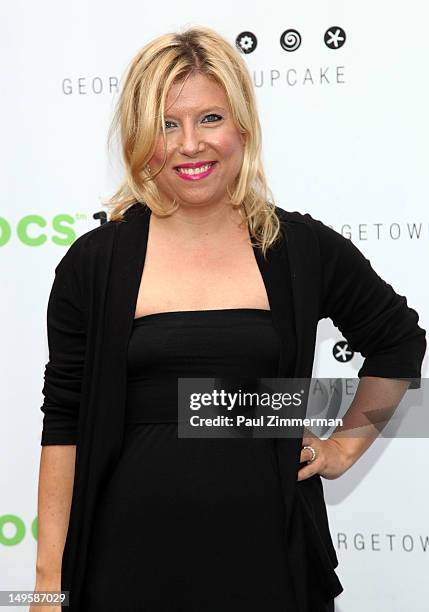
[174,161,217,181]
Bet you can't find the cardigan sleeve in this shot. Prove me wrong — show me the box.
[40,240,87,445]
[310,215,427,389]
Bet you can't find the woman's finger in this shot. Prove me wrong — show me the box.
[297,444,321,480]
[297,457,319,481]
[301,444,318,463]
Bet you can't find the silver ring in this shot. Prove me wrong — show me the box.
[303,445,317,462]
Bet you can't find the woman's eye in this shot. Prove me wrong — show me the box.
[202,113,223,123]
[164,114,223,129]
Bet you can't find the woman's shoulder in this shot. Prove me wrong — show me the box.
[53,202,147,278]
[274,205,344,249]
[62,218,114,259]
[52,211,121,279]
[275,205,327,228]
[273,206,368,276]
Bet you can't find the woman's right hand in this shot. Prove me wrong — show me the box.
[29,578,63,612]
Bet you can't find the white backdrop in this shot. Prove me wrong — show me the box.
[1,1,428,610]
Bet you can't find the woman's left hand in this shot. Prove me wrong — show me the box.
[297,432,354,481]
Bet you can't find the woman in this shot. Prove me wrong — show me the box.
[34,26,426,612]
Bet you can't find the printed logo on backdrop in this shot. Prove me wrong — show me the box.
[333,340,354,363]
[235,31,257,54]
[61,28,348,94]
[324,26,346,49]
[335,531,429,554]
[0,214,78,246]
[0,514,38,546]
[235,28,347,54]
[0,212,106,247]
[280,30,302,52]
[62,76,119,95]
[327,222,428,241]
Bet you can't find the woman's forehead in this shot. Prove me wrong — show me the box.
[165,74,227,112]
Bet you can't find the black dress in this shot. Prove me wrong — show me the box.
[82,307,318,611]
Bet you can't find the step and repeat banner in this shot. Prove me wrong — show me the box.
[2,1,428,610]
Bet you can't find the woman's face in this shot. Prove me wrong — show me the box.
[147,72,245,210]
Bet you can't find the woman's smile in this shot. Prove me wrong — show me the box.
[174,161,218,181]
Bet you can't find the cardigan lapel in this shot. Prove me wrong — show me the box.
[253,211,320,378]
[255,213,342,610]
[64,204,151,606]
[254,215,317,610]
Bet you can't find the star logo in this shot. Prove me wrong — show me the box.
[324,26,347,49]
[332,340,354,363]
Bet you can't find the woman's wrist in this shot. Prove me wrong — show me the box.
[35,566,61,588]
[329,434,373,469]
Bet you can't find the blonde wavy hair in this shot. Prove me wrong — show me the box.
[104,25,283,256]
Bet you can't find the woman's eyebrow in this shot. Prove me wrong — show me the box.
[164,106,227,118]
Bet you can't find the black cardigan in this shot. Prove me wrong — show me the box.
[39,203,426,611]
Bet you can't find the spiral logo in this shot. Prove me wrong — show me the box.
[280,29,302,52]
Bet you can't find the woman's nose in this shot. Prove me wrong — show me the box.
[179,126,204,156]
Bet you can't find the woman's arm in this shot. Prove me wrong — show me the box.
[34,446,76,586]
[298,215,426,479]
[331,376,410,464]
[300,376,410,480]
[34,238,87,596]
[39,239,87,446]
[314,214,427,388]
[299,376,412,480]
